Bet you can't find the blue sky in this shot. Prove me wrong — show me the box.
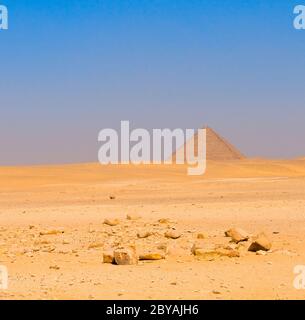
[0,0,304,165]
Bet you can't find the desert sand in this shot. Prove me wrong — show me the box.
[1,159,305,300]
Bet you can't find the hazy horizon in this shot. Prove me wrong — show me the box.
[1,0,305,165]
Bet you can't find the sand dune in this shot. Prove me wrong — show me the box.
[1,160,305,299]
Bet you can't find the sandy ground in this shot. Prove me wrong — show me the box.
[1,159,305,300]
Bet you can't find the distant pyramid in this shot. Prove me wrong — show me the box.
[172,126,245,161]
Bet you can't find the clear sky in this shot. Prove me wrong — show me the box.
[0,0,304,165]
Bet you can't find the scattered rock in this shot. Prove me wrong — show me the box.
[191,240,206,255]
[216,248,240,258]
[225,228,249,243]
[139,252,165,261]
[212,290,221,295]
[49,265,60,270]
[104,219,120,227]
[193,249,217,260]
[194,248,239,260]
[88,243,104,249]
[192,241,239,260]
[166,244,189,257]
[156,243,168,252]
[127,214,141,221]
[248,232,272,252]
[158,219,170,224]
[137,231,152,239]
[39,229,64,236]
[103,251,115,264]
[114,247,138,265]
[165,230,182,239]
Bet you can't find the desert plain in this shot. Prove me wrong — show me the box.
[1,159,305,300]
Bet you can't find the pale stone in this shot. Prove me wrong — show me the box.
[165,230,181,239]
[166,244,189,257]
[88,243,104,249]
[104,219,120,226]
[225,228,249,243]
[127,214,141,221]
[191,240,206,255]
[103,251,115,264]
[194,248,239,260]
[39,229,64,236]
[248,232,272,252]
[137,231,152,239]
[139,252,165,260]
[158,218,170,224]
[114,247,138,265]
[192,241,239,260]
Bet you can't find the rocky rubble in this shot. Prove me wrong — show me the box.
[97,216,274,265]
[0,216,274,269]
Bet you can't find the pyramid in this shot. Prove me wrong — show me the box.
[172,126,245,161]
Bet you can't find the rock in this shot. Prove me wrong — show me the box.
[216,248,240,258]
[248,232,272,252]
[212,290,221,295]
[103,251,115,264]
[192,241,239,260]
[225,228,249,243]
[39,229,64,236]
[88,243,104,249]
[109,195,116,200]
[158,218,170,224]
[165,230,182,239]
[166,244,189,257]
[137,231,152,239]
[127,214,141,221]
[114,247,138,265]
[139,252,165,260]
[193,249,221,260]
[197,233,206,239]
[156,243,168,252]
[104,219,120,227]
[194,248,239,260]
[191,240,206,255]
[49,265,60,270]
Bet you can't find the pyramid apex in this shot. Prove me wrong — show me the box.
[172,126,246,161]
